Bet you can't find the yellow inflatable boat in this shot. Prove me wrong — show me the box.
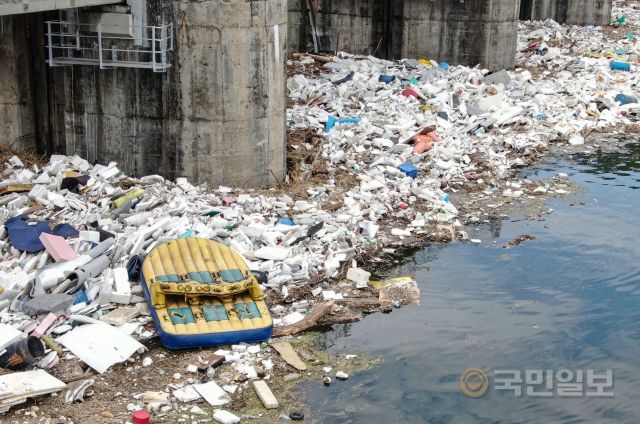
[140,238,272,349]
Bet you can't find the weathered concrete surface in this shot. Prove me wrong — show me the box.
[0,15,48,150]
[287,0,397,57]
[313,0,388,55]
[48,0,287,187]
[520,0,613,26]
[400,0,520,70]
[288,0,520,70]
[0,0,118,16]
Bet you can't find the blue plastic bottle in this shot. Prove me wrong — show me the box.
[610,61,632,72]
[615,94,638,105]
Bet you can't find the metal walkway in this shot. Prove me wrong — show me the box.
[46,20,173,72]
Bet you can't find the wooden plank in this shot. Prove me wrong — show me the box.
[0,184,33,196]
[272,300,334,337]
[270,341,307,371]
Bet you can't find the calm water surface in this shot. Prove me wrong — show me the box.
[305,142,640,423]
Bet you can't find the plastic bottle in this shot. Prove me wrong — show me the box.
[610,61,631,72]
[615,94,638,105]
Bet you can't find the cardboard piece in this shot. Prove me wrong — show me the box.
[270,341,307,371]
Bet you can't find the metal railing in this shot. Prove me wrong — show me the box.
[46,21,173,72]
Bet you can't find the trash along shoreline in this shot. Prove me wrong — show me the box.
[1,2,640,422]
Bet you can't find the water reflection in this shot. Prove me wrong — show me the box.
[304,142,640,423]
[573,142,640,189]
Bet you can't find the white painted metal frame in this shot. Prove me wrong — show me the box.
[46,20,173,72]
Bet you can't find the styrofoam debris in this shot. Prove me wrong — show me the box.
[193,381,230,406]
[56,324,145,374]
[0,2,634,415]
[213,409,241,424]
[346,267,371,289]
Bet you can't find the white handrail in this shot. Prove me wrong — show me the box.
[45,20,173,72]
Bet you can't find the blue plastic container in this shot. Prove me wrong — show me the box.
[439,62,450,70]
[610,61,632,72]
[378,75,395,84]
[398,163,418,179]
[615,94,638,105]
[73,290,89,305]
[325,116,362,133]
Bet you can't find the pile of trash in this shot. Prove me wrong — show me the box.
[0,152,410,420]
[0,0,639,420]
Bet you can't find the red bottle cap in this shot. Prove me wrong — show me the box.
[133,410,150,424]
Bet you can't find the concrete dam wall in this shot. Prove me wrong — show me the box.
[0,0,615,187]
[289,0,613,70]
[400,0,521,71]
[288,0,521,70]
[520,0,613,26]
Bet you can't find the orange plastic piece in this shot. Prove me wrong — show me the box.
[412,130,440,155]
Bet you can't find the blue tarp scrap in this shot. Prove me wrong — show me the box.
[4,215,78,252]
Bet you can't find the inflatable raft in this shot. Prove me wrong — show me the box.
[140,238,272,349]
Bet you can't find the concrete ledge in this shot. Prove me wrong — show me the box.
[0,0,119,16]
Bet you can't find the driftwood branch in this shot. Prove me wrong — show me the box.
[292,53,334,64]
[272,300,335,337]
[318,314,363,326]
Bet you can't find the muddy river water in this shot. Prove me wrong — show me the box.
[305,141,640,423]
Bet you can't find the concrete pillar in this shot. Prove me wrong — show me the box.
[399,0,520,70]
[0,16,37,150]
[520,0,613,26]
[288,0,311,53]
[288,0,389,56]
[288,0,520,70]
[50,0,287,187]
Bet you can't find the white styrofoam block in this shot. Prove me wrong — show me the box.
[213,409,240,424]
[255,246,289,261]
[79,231,101,243]
[346,267,371,289]
[252,380,278,409]
[111,267,131,304]
[193,381,230,406]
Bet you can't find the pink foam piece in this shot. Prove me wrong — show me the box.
[39,233,78,262]
[31,312,58,338]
